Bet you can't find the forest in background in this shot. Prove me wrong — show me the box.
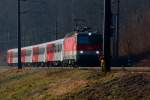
[0,0,150,65]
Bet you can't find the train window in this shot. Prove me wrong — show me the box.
[53,45,56,52]
[78,35,89,44]
[78,34,102,44]
[57,45,59,52]
[39,48,45,54]
[89,34,102,44]
[26,50,31,56]
[56,44,62,52]
[47,44,54,53]
[56,45,58,52]
[58,44,62,52]
[53,44,62,52]
[33,48,39,55]
[13,52,18,58]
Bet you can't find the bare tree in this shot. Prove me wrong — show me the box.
[120,8,150,57]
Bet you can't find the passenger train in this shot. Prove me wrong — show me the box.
[7,32,102,67]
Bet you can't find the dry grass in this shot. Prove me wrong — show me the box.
[0,68,149,100]
[48,79,89,96]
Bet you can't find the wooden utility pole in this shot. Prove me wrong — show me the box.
[18,0,22,69]
[102,0,112,72]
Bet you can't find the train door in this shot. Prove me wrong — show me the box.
[47,44,54,62]
[32,47,39,63]
[39,46,46,63]
[21,49,26,64]
[13,50,18,65]
[26,49,32,65]
[7,51,13,65]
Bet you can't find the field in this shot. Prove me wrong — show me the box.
[0,68,149,99]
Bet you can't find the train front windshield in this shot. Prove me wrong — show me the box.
[77,33,102,45]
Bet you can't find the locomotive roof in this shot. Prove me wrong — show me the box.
[64,31,99,37]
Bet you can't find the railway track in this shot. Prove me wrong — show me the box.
[31,67,150,72]
[0,66,150,72]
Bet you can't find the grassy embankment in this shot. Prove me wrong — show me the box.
[0,68,149,99]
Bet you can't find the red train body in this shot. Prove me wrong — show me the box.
[7,32,102,67]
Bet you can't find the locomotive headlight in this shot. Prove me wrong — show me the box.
[96,51,99,54]
[80,51,84,54]
[88,32,92,36]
